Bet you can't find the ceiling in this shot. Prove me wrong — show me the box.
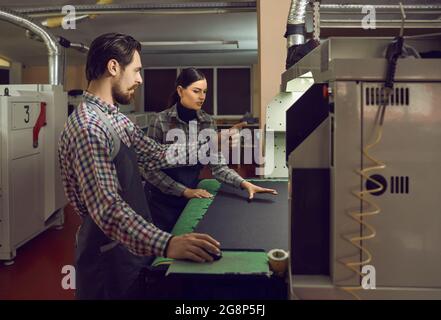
[0,0,440,67]
[0,0,258,67]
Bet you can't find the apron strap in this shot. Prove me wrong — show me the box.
[89,104,123,252]
[90,104,121,161]
[88,104,121,253]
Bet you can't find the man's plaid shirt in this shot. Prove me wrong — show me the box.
[145,104,244,196]
[58,92,206,257]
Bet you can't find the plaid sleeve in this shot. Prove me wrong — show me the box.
[146,113,163,143]
[132,120,210,171]
[143,114,187,197]
[209,153,245,188]
[207,119,245,188]
[73,126,172,257]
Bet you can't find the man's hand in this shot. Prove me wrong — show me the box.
[218,121,248,149]
[240,180,278,200]
[166,233,221,263]
[182,188,213,199]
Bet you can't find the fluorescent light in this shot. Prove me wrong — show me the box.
[0,57,10,68]
[141,40,239,48]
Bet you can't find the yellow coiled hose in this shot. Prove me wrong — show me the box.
[338,88,391,300]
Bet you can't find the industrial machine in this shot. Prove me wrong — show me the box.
[0,84,67,264]
[0,6,90,264]
[284,35,441,299]
[263,74,313,178]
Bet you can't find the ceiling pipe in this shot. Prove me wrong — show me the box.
[286,0,309,47]
[320,4,441,10]
[14,2,256,17]
[26,30,89,54]
[0,7,62,85]
[285,0,320,70]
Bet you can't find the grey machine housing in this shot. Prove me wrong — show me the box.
[285,35,441,299]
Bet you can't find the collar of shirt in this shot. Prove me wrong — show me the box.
[168,104,211,124]
[83,91,119,115]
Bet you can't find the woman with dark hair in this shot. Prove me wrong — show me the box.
[144,67,277,232]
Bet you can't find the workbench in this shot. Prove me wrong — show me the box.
[142,179,289,299]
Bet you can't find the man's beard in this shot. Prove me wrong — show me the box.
[112,85,134,105]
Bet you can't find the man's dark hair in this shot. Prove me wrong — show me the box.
[85,33,141,82]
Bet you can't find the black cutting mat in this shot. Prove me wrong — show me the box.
[194,181,288,252]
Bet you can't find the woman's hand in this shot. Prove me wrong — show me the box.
[218,121,248,149]
[240,181,278,200]
[182,188,213,199]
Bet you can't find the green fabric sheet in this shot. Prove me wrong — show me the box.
[152,179,221,267]
[151,178,287,269]
[166,251,270,276]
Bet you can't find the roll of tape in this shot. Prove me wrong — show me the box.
[267,249,289,275]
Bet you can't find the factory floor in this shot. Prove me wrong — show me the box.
[0,165,256,300]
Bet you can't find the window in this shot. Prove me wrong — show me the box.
[217,68,251,116]
[0,68,9,85]
[144,66,251,117]
[144,68,177,112]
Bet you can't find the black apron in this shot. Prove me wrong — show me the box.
[75,104,153,300]
[145,163,202,232]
